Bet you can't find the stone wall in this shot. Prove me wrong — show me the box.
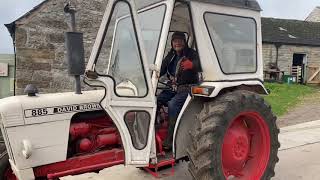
[262,43,320,73]
[262,43,276,69]
[306,7,320,22]
[14,0,108,94]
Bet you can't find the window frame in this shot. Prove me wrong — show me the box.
[203,12,258,75]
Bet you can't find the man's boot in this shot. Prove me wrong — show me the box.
[163,117,177,151]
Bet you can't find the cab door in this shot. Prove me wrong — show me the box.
[85,0,157,166]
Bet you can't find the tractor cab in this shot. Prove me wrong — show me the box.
[86,0,265,98]
[85,0,265,158]
[83,0,276,179]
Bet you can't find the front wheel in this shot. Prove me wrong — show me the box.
[0,142,17,180]
[188,90,280,180]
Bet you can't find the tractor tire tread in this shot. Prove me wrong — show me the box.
[187,90,280,180]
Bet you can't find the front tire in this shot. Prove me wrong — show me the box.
[0,142,16,180]
[188,90,280,180]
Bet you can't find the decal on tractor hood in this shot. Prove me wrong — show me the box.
[24,103,102,118]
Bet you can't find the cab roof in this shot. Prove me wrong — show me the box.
[186,0,262,11]
[138,0,262,11]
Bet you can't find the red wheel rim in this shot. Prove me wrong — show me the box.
[222,112,270,179]
[4,166,17,180]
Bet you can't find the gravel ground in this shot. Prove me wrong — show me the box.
[277,90,320,127]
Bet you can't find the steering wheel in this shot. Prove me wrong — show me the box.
[157,80,173,91]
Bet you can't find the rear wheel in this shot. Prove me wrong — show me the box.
[188,90,280,180]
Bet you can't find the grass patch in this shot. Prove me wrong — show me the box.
[263,82,316,117]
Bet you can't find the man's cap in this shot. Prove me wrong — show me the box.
[172,31,186,41]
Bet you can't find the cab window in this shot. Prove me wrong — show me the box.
[204,13,257,74]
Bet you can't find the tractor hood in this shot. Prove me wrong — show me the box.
[0,90,105,128]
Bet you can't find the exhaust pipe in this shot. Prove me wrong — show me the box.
[64,2,84,94]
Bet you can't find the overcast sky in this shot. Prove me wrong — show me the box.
[0,0,319,54]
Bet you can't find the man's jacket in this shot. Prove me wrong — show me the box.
[160,47,201,86]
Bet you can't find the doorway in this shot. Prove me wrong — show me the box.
[292,53,307,84]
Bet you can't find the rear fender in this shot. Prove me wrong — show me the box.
[173,97,204,160]
[194,81,268,98]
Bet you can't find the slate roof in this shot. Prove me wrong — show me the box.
[262,17,320,46]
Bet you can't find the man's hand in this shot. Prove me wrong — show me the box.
[149,64,160,78]
[180,59,193,70]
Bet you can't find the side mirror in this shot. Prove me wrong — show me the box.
[65,32,85,75]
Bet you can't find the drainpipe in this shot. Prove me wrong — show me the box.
[13,40,17,96]
[4,23,17,96]
[274,43,282,69]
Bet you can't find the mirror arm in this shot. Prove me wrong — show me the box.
[85,70,99,79]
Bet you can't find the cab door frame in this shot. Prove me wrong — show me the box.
[85,0,159,166]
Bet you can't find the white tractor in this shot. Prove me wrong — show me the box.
[0,0,280,179]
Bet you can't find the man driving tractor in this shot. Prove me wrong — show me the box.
[158,31,201,150]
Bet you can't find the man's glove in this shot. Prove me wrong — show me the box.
[180,59,193,70]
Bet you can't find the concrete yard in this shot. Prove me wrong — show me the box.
[62,120,320,180]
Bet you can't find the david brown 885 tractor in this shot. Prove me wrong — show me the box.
[0,0,280,179]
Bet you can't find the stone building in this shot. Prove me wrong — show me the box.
[5,0,108,94]
[6,1,320,94]
[261,17,320,84]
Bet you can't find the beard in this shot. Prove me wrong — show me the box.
[174,46,184,52]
